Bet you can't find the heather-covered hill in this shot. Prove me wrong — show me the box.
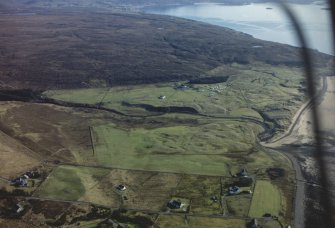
[0,11,331,90]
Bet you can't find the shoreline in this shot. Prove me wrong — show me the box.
[262,75,334,227]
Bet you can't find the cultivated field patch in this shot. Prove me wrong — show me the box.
[248,180,282,217]
[188,217,246,228]
[155,215,187,228]
[226,195,252,217]
[91,121,263,176]
[173,175,221,215]
[35,166,120,207]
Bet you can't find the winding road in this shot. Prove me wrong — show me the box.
[262,76,332,228]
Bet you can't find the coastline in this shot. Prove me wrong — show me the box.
[262,75,335,227]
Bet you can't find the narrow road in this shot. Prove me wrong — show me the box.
[266,76,327,146]
[262,76,331,228]
[284,151,305,228]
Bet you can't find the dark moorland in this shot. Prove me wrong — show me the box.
[0,10,331,90]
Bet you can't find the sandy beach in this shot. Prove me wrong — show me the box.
[263,76,335,228]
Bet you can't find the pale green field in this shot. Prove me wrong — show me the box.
[64,219,105,228]
[34,166,113,203]
[249,180,282,217]
[43,63,306,126]
[188,217,246,228]
[155,216,247,228]
[226,195,252,217]
[155,215,187,228]
[91,121,271,176]
[34,165,86,201]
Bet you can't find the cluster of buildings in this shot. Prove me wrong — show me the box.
[228,168,253,195]
[10,171,39,187]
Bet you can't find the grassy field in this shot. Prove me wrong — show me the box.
[155,215,187,228]
[44,63,306,130]
[34,165,121,206]
[68,219,105,228]
[226,195,252,217]
[35,165,289,219]
[155,215,247,228]
[172,175,221,215]
[188,217,246,228]
[248,180,282,218]
[35,166,86,201]
[35,166,225,212]
[91,121,266,176]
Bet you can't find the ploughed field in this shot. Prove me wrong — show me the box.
[0,8,332,228]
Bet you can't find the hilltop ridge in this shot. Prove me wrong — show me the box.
[0,11,331,90]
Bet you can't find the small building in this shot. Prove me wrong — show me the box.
[167,200,182,209]
[210,196,219,202]
[228,186,241,195]
[10,177,28,187]
[116,184,126,191]
[175,84,189,90]
[16,204,24,213]
[158,95,166,100]
[25,171,40,179]
[236,168,248,177]
[248,218,258,228]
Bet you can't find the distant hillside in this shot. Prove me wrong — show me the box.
[0,11,331,90]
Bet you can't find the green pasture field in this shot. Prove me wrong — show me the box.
[155,215,187,228]
[43,63,306,128]
[70,219,105,228]
[188,217,246,228]
[248,180,282,218]
[226,195,252,217]
[35,165,228,213]
[34,165,115,203]
[173,175,221,215]
[34,165,86,201]
[91,121,270,176]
